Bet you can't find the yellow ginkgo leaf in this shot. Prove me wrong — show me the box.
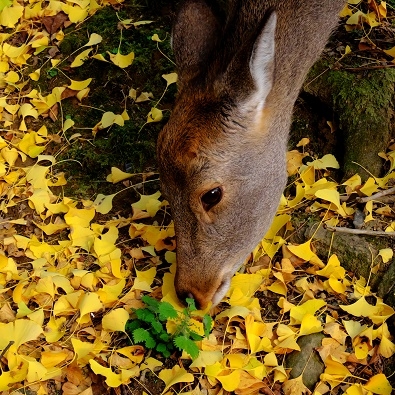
[264,352,278,367]
[0,368,28,391]
[65,207,95,228]
[35,221,69,235]
[162,72,177,86]
[299,313,322,336]
[324,355,351,378]
[106,167,134,183]
[296,137,310,147]
[78,293,103,319]
[69,225,95,251]
[76,87,90,101]
[190,351,223,368]
[2,147,19,166]
[379,335,395,358]
[0,61,9,72]
[290,299,326,325]
[84,33,102,46]
[102,308,129,332]
[267,280,287,296]
[93,193,116,214]
[273,365,288,383]
[286,150,307,176]
[264,214,291,239]
[344,384,365,395]
[315,188,341,210]
[316,254,345,279]
[147,107,163,123]
[89,360,123,387]
[72,338,96,362]
[340,297,394,324]
[354,342,369,360]
[346,9,365,25]
[68,78,92,90]
[307,154,339,170]
[328,277,347,294]
[158,366,194,394]
[122,109,130,120]
[277,324,297,340]
[108,51,134,68]
[19,132,44,157]
[379,248,393,264]
[363,373,392,395]
[62,118,74,133]
[360,177,379,196]
[216,370,241,391]
[132,191,162,217]
[343,174,362,191]
[141,357,163,372]
[384,46,395,58]
[0,4,24,28]
[116,346,145,366]
[364,200,374,222]
[31,34,49,49]
[92,53,109,62]
[343,320,367,341]
[151,33,163,42]
[282,375,310,395]
[215,305,251,320]
[287,240,316,262]
[41,350,68,368]
[132,267,156,292]
[275,335,300,352]
[136,91,153,102]
[62,4,89,23]
[29,68,41,81]
[19,103,38,120]
[45,317,66,343]
[71,48,92,68]
[0,319,43,349]
[4,102,20,115]
[96,280,125,306]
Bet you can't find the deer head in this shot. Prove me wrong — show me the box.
[157,0,343,309]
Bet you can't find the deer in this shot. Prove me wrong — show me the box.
[157,0,345,310]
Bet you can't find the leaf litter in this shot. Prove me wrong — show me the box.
[0,0,394,394]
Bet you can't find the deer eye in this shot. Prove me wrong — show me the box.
[201,187,222,211]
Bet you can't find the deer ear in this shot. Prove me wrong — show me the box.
[248,11,277,111]
[173,0,220,87]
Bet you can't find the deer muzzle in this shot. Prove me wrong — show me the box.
[175,267,231,310]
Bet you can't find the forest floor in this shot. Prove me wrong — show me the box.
[0,0,395,394]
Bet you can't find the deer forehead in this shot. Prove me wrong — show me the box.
[159,105,225,165]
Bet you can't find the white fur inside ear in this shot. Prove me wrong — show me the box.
[249,12,277,111]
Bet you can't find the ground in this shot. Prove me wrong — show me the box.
[0,1,395,395]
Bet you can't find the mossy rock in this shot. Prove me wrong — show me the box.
[305,223,395,307]
[302,61,395,180]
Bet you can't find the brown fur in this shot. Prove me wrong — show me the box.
[157,0,345,309]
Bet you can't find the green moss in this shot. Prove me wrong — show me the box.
[306,60,395,178]
[326,68,395,127]
[17,1,175,200]
[47,2,176,197]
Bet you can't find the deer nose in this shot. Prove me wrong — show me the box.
[176,288,212,310]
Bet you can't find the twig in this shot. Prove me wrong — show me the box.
[0,341,14,360]
[356,186,395,203]
[326,225,395,237]
[343,64,395,71]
